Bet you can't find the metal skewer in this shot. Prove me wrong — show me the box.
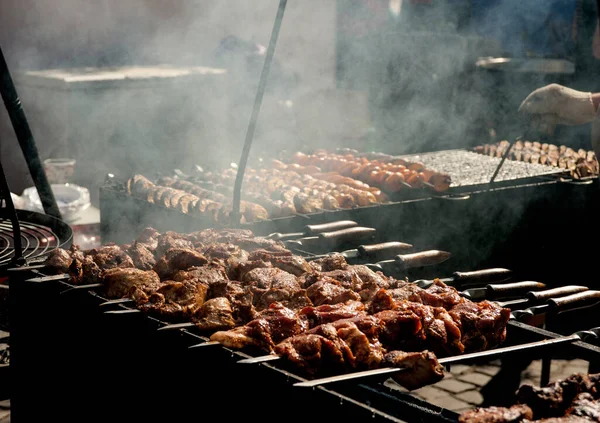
[231,0,288,226]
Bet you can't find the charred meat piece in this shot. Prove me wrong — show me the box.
[43,247,76,274]
[210,302,308,352]
[171,263,228,286]
[138,280,208,320]
[382,350,444,391]
[227,259,271,281]
[419,279,464,309]
[200,243,244,262]
[449,300,511,352]
[69,255,102,285]
[308,321,385,370]
[125,242,156,270]
[87,244,134,270]
[241,267,304,310]
[249,250,313,276]
[274,333,348,375]
[308,253,348,272]
[153,248,209,279]
[373,308,424,348]
[299,301,366,327]
[207,281,256,323]
[564,393,600,422]
[154,232,195,258]
[192,297,237,332]
[135,227,160,251]
[517,373,600,419]
[458,405,534,423]
[305,277,361,306]
[103,268,162,299]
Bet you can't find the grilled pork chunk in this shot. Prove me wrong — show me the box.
[458,405,534,423]
[382,350,444,391]
[103,268,161,299]
[210,302,308,352]
[138,280,208,320]
[152,248,208,279]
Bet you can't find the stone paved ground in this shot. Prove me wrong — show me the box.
[386,358,592,415]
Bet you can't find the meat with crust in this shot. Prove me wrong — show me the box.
[382,350,444,391]
[103,268,162,299]
[458,405,534,423]
[152,248,208,279]
[138,280,208,320]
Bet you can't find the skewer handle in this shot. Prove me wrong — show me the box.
[395,250,451,270]
[357,242,413,262]
[526,285,588,302]
[318,226,376,244]
[451,268,512,285]
[304,220,358,235]
[485,281,546,300]
[548,290,600,312]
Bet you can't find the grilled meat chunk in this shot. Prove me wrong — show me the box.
[305,278,361,306]
[565,393,600,422]
[88,245,134,270]
[135,227,160,251]
[242,267,305,310]
[274,333,347,374]
[192,297,236,332]
[103,268,161,299]
[44,247,75,274]
[448,300,510,352]
[154,232,195,258]
[171,263,228,286]
[138,280,208,320]
[300,301,366,327]
[308,253,348,272]
[210,302,308,352]
[308,321,385,370]
[458,405,534,423]
[382,350,444,391]
[153,248,208,279]
[517,373,600,418]
[125,242,156,270]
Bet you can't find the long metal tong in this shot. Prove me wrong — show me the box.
[231,0,288,225]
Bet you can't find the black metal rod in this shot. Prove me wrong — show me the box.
[488,137,518,185]
[0,157,24,264]
[232,0,288,225]
[0,44,62,219]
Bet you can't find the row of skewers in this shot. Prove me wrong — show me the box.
[39,226,600,391]
[474,141,599,179]
[125,149,453,223]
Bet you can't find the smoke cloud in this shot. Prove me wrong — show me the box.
[0,0,597,274]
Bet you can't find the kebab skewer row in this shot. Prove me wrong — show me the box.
[150,272,536,332]
[202,292,599,391]
[288,151,452,193]
[294,325,600,389]
[230,286,594,364]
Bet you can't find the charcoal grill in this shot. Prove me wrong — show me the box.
[7,257,600,423]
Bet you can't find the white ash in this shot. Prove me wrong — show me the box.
[398,149,564,187]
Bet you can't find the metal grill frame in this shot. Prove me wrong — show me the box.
[7,267,600,423]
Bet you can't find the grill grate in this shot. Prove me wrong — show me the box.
[0,218,59,265]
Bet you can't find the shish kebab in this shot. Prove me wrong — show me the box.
[184,290,600,391]
[38,227,583,392]
[205,285,593,363]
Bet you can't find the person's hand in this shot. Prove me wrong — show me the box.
[518,84,596,135]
